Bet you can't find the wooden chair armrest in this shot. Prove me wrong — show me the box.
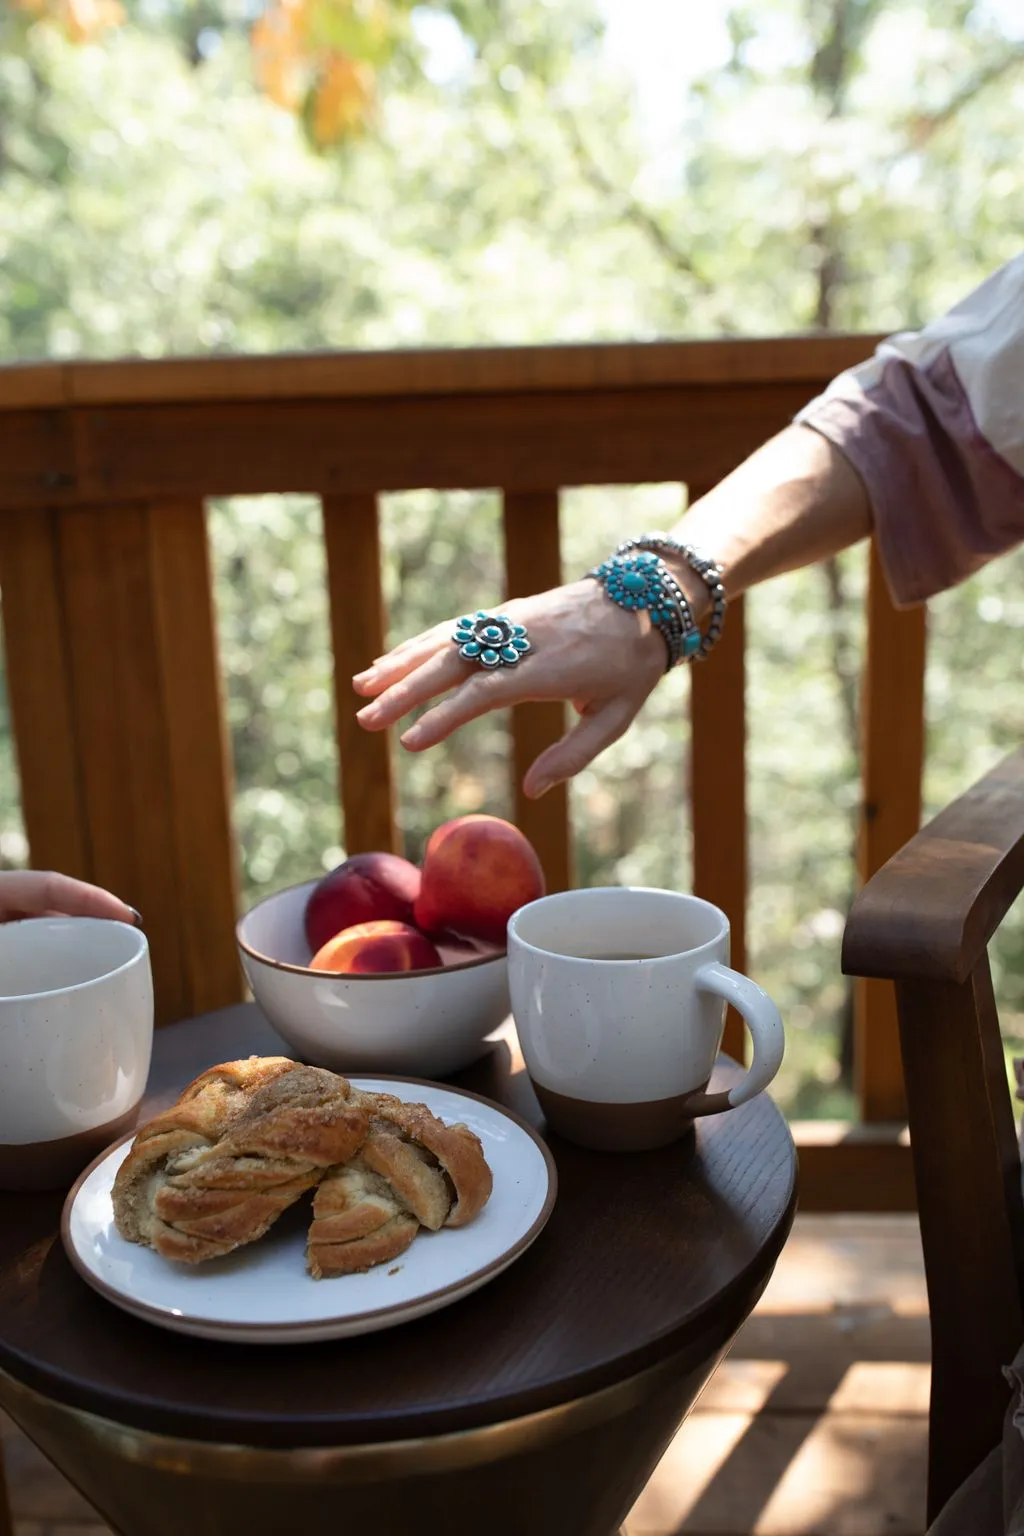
[842,746,1024,985]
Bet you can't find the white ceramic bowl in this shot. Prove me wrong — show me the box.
[237,879,510,1079]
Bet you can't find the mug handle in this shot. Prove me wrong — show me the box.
[685,962,785,1116]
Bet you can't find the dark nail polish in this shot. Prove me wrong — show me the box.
[128,907,144,929]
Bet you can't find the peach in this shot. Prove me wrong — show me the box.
[309,920,442,975]
[414,814,545,946]
[305,853,421,954]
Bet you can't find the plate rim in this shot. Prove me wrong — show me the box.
[60,1073,558,1338]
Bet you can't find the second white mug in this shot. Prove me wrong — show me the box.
[507,886,784,1151]
[0,917,154,1192]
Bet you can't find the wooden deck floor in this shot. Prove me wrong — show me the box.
[2,1214,930,1536]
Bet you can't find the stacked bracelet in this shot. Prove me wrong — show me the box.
[587,550,701,672]
[613,534,727,662]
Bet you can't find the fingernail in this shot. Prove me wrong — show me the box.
[531,777,552,799]
[400,727,422,748]
[356,704,378,723]
[128,907,144,928]
[353,666,377,683]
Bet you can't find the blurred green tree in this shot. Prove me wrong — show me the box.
[2,0,1023,1113]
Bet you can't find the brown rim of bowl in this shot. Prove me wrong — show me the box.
[60,1073,558,1339]
[235,880,506,982]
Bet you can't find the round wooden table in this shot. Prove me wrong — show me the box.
[0,1004,797,1536]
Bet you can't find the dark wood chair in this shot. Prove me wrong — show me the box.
[843,745,1024,1527]
[0,1441,10,1536]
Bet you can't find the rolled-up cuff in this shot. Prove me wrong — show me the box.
[797,349,1024,608]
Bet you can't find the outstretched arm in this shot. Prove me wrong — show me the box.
[354,423,871,798]
[356,252,1024,794]
[659,423,871,621]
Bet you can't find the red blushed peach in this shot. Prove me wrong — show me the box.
[305,853,422,954]
[414,814,545,947]
[309,921,442,975]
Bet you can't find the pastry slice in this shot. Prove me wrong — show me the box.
[307,1092,492,1278]
[113,1058,369,1263]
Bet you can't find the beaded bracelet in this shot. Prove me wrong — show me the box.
[587,549,700,672]
[613,534,727,662]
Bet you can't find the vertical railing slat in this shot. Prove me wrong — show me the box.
[856,540,927,1121]
[1,501,242,1023]
[323,493,400,856]
[0,507,91,879]
[56,505,189,1022]
[502,491,572,893]
[148,499,242,1015]
[691,595,747,1063]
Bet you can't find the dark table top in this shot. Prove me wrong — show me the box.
[0,1005,797,1448]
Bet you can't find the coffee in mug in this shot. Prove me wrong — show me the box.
[507,887,784,1152]
[0,917,154,1191]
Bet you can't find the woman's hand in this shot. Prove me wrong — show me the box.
[353,579,667,797]
[0,871,139,926]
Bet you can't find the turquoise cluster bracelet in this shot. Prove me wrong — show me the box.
[588,534,727,669]
[615,534,727,662]
[587,550,700,671]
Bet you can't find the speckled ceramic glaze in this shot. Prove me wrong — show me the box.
[507,888,784,1151]
[237,879,510,1079]
[0,918,153,1190]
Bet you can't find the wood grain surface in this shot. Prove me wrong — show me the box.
[0,336,883,411]
[0,1005,796,1450]
[843,744,1024,1520]
[323,492,399,856]
[844,745,1024,986]
[502,489,571,893]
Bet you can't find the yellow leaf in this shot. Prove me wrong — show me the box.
[252,3,307,111]
[312,51,374,144]
[66,0,123,39]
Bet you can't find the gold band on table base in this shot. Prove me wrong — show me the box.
[0,1341,721,1486]
[1,1345,725,1536]
[0,1104,141,1194]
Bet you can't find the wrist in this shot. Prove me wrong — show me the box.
[607,534,726,663]
[658,552,712,624]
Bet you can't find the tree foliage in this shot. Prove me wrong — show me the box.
[2,0,1024,1114]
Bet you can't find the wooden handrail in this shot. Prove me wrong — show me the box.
[0,337,886,511]
[843,746,1024,986]
[0,335,886,410]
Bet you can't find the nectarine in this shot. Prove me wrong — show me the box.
[414,814,545,946]
[309,920,442,975]
[305,853,421,954]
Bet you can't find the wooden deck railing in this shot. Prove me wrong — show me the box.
[0,336,923,1209]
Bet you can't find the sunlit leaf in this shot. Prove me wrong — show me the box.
[304,0,396,66]
[311,51,375,144]
[251,1,307,110]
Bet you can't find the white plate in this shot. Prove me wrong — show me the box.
[61,1077,557,1344]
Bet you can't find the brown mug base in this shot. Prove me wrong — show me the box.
[533,1082,713,1152]
[0,1103,142,1193]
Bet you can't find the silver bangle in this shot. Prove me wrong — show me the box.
[614,533,727,661]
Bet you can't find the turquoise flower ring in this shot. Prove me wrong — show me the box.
[451,612,531,670]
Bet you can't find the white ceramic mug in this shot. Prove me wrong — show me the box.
[0,917,154,1191]
[507,887,784,1151]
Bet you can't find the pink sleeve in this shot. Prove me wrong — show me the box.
[795,255,1024,606]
